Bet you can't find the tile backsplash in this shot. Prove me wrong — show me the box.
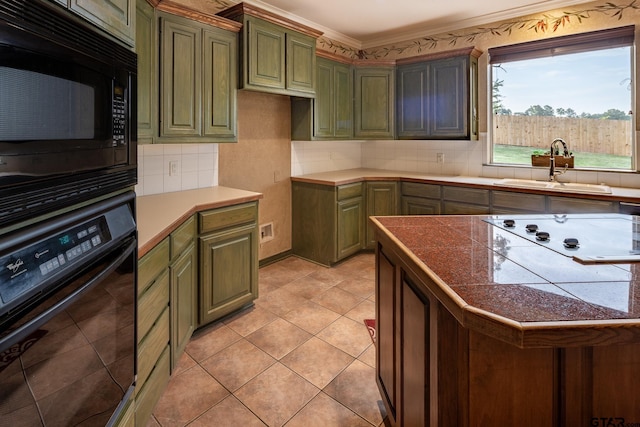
[136,143,219,196]
[292,133,640,189]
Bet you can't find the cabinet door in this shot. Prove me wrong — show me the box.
[401,277,429,427]
[160,17,201,137]
[286,32,316,96]
[69,0,134,46]
[246,17,286,90]
[170,243,196,371]
[396,63,429,138]
[199,224,258,326]
[366,182,398,248]
[337,197,364,260]
[354,67,395,139]
[377,250,398,423]
[312,58,352,139]
[428,56,468,138]
[136,0,156,144]
[314,58,334,138]
[334,62,353,138]
[203,28,237,140]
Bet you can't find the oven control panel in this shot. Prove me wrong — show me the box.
[0,203,135,316]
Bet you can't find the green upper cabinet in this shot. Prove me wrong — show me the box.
[286,31,316,95]
[160,16,202,138]
[245,17,286,91]
[396,48,480,140]
[354,66,395,139]
[136,0,156,144]
[217,3,322,98]
[203,28,238,139]
[291,56,353,140]
[67,0,135,46]
[148,11,239,143]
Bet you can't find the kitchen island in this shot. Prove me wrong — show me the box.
[371,214,640,427]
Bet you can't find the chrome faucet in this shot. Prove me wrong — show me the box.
[549,138,571,181]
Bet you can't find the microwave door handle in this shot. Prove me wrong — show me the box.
[0,239,136,353]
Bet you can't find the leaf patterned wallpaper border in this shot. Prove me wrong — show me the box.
[177,0,638,61]
[320,0,640,60]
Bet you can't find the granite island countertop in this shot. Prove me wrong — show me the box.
[371,213,640,348]
[292,168,640,202]
[137,186,262,258]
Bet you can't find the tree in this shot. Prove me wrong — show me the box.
[556,107,578,118]
[602,108,631,120]
[524,105,555,116]
[492,77,509,114]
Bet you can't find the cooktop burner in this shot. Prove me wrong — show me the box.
[484,213,640,263]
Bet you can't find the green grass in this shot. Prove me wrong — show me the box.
[493,144,632,170]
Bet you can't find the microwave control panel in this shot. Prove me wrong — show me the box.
[112,83,126,147]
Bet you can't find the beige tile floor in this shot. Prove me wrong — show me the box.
[147,253,389,427]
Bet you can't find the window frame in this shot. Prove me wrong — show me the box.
[487,25,636,171]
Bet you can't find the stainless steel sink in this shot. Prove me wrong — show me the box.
[493,178,612,194]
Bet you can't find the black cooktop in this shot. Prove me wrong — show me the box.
[484,214,640,263]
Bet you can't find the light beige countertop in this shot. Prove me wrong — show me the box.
[291,168,640,201]
[137,186,263,258]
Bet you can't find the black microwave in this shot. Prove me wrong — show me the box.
[0,0,137,227]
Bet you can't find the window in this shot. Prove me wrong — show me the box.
[489,26,635,170]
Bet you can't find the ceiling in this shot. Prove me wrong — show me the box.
[246,0,592,48]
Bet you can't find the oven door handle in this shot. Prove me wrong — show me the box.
[0,238,136,353]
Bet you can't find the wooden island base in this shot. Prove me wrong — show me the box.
[376,238,640,427]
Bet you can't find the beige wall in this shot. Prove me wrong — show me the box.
[218,90,292,261]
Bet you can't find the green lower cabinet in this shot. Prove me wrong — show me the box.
[198,203,259,326]
[199,224,258,325]
[169,242,196,371]
[366,182,398,248]
[337,196,365,259]
[292,181,365,266]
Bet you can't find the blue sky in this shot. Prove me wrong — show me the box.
[493,47,632,115]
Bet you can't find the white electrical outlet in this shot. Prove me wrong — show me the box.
[169,160,179,176]
[436,153,445,164]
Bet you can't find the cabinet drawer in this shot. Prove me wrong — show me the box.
[401,182,441,199]
[137,308,170,389]
[548,196,617,214]
[442,186,489,205]
[443,201,490,215]
[138,270,169,341]
[135,346,170,425]
[171,215,196,260]
[492,191,545,213]
[199,202,257,234]
[337,182,363,201]
[138,238,169,296]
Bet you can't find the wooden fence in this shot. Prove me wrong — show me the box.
[492,115,632,156]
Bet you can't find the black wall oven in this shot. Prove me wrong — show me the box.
[0,1,138,425]
[0,0,137,227]
[0,191,137,426]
